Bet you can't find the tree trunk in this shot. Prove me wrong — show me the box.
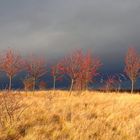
[69,79,74,96]
[117,83,121,93]
[9,75,12,91]
[85,80,88,91]
[131,80,134,94]
[85,73,88,91]
[53,76,56,91]
[33,77,36,95]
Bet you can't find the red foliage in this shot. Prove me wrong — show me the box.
[79,51,101,90]
[60,50,83,91]
[0,48,22,90]
[61,49,83,79]
[124,47,140,93]
[1,48,22,77]
[60,49,102,91]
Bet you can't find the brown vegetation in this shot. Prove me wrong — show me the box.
[0,91,140,140]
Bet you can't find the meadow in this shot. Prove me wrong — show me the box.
[0,91,140,140]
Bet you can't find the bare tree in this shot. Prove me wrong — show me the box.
[104,75,118,92]
[51,63,63,91]
[24,55,47,93]
[124,48,140,93]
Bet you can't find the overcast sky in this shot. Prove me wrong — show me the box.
[0,0,140,70]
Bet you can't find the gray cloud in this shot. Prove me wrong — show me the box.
[0,0,140,68]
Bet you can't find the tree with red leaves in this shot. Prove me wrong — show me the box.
[80,51,101,90]
[60,50,83,93]
[24,55,47,92]
[0,49,22,90]
[60,49,101,93]
[124,48,140,93]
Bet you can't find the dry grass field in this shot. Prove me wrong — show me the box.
[0,90,140,140]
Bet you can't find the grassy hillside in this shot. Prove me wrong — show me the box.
[0,91,140,140]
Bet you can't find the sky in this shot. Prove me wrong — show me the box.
[0,0,140,72]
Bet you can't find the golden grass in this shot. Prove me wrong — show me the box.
[1,90,140,140]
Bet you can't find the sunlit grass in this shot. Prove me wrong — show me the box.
[0,90,140,140]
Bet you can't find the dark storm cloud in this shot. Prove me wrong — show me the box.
[0,0,140,64]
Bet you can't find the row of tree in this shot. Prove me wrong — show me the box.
[0,48,140,93]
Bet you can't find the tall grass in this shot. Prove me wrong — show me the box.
[0,91,140,140]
